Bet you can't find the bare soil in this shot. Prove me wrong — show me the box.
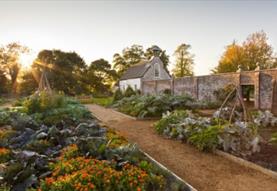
[86,104,277,191]
[246,127,277,171]
[246,143,277,171]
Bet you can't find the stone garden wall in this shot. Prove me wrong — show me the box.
[141,69,277,112]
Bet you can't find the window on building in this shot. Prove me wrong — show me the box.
[134,84,137,90]
[154,63,160,78]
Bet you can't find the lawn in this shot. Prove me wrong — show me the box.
[91,97,113,106]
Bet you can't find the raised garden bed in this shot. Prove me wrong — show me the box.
[153,108,277,173]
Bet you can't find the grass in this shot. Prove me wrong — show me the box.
[78,96,113,107]
[91,97,113,106]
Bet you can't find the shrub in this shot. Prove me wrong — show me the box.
[124,86,136,97]
[113,89,124,102]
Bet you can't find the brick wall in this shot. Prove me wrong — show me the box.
[141,69,277,111]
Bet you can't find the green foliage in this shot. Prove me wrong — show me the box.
[154,110,188,134]
[3,162,24,184]
[270,132,277,144]
[86,59,117,96]
[113,45,170,78]
[113,45,144,77]
[13,91,91,126]
[0,109,10,125]
[113,89,124,102]
[154,108,260,155]
[25,140,52,154]
[17,71,37,96]
[33,49,88,95]
[0,42,29,95]
[188,125,221,151]
[0,184,11,191]
[124,86,136,97]
[91,97,113,107]
[0,128,16,147]
[22,91,66,114]
[0,97,3,105]
[113,94,195,118]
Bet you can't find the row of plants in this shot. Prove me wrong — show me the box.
[112,94,220,119]
[154,109,262,156]
[0,91,190,191]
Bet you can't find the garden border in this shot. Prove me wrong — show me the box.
[110,109,137,120]
[140,149,197,191]
[111,108,162,121]
[215,150,277,180]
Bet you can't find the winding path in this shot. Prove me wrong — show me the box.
[86,104,277,191]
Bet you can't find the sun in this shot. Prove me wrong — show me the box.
[19,52,35,69]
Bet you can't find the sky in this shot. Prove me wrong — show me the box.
[0,0,277,75]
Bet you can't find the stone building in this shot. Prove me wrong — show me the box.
[119,46,171,91]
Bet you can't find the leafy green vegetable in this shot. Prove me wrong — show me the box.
[188,125,221,151]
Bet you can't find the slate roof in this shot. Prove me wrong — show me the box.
[120,60,151,80]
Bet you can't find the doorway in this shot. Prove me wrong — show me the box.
[241,85,255,108]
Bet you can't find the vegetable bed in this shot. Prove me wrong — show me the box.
[0,92,192,191]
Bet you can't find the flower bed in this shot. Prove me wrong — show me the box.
[0,92,191,191]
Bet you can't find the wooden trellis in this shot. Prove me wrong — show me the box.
[217,85,250,124]
[37,70,52,94]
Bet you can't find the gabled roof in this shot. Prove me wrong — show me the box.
[120,60,151,80]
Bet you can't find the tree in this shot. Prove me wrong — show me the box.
[0,69,8,94]
[113,44,171,78]
[172,44,194,77]
[144,46,170,70]
[0,42,29,94]
[214,31,276,73]
[113,45,144,77]
[86,59,117,96]
[243,31,274,70]
[213,41,247,73]
[32,50,88,95]
[112,53,126,77]
[17,71,38,96]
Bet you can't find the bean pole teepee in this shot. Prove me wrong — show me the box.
[217,85,250,125]
[37,68,52,94]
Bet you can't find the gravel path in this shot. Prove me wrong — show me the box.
[86,104,277,191]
